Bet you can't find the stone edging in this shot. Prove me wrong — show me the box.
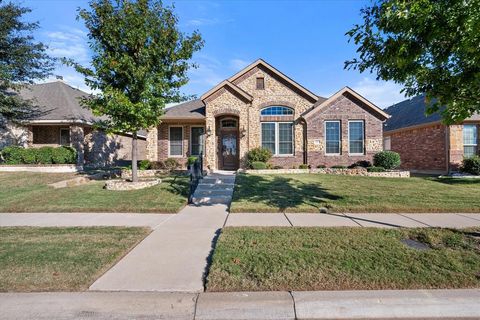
[105,178,161,191]
[240,167,410,178]
[0,164,82,173]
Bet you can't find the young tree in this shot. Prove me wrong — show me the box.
[345,0,480,124]
[67,0,203,182]
[0,1,54,123]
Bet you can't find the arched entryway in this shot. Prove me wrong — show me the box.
[216,115,239,170]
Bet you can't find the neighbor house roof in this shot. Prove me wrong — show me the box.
[18,81,98,124]
[384,95,480,132]
[162,99,206,119]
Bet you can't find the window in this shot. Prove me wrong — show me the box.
[463,124,478,157]
[190,127,204,156]
[383,136,391,151]
[261,122,294,155]
[59,128,70,146]
[221,119,237,128]
[256,77,265,90]
[260,106,294,116]
[349,121,365,154]
[169,126,183,156]
[325,121,340,154]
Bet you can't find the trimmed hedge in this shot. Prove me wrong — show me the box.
[0,146,77,165]
[246,147,272,168]
[251,161,267,170]
[461,156,480,175]
[367,166,386,172]
[373,151,401,170]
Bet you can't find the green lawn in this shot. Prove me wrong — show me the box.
[0,227,149,291]
[0,172,189,213]
[206,227,480,292]
[230,173,480,213]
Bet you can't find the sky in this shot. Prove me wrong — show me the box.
[21,0,407,108]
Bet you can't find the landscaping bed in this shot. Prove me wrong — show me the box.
[0,172,189,213]
[206,227,480,292]
[241,167,410,178]
[230,173,480,213]
[0,227,149,292]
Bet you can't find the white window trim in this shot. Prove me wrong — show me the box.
[260,106,294,117]
[260,121,294,156]
[59,128,70,146]
[190,125,205,156]
[348,120,365,156]
[168,125,183,158]
[324,120,341,156]
[463,124,478,157]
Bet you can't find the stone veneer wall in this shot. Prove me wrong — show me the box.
[448,125,464,172]
[305,93,384,167]
[385,123,447,172]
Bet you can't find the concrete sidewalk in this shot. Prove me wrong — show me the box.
[2,289,479,320]
[0,212,174,228]
[225,212,480,228]
[89,204,228,292]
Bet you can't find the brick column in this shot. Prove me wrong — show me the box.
[70,125,85,166]
[448,125,463,172]
[26,125,33,147]
[146,127,158,161]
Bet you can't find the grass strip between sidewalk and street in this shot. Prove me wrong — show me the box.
[0,227,150,292]
[206,227,480,292]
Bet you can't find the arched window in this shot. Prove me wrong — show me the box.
[260,106,294,116]
[221,119,237,128]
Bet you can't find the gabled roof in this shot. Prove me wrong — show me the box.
[200,80,253,102]
[228,59,320,102]
[303,86,390,121]
[162,99,206,119]
[17,81,98,123]
[384,95,480,132]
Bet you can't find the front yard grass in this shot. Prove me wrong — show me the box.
[0,172,188,213]
[0,227,149,292]
[206,227,480,292]
[230,173,480,213]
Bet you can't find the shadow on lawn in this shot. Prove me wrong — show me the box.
[430,177,480,186]
[234,174,342,212]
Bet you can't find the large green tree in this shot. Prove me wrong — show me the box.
[67,0,203,181]
[0,0,54,124]
[346,0,480,123]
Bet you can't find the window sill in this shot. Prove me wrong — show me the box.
[272,155,295,158]
[349,154,365,157]
[168,155,184,158]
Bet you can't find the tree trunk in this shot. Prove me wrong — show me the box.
[131,133,138,183]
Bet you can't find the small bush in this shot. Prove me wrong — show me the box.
[299,164,309,169]
[22,148,37,164]
[164,158,180,171]
[331,165,347,169]
[187,156,198,166]
[349,160,372,168]
[1,146,24,164]
[367,166,386,172]
[316,164,326,169]
[461,156,480,175]
[36,147,54,164]
[150,161,166,170]
[373,151,401,170]
[251,161,267,170]
[273,165,283,169]
[52,146,77,164]
[246,147,272,168]
[138,160,152,170]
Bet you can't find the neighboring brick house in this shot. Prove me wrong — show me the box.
[383,95,480,174]
[146,59,389,170]
[0,81,146,166]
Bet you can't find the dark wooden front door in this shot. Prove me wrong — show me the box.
[219,131,238,170]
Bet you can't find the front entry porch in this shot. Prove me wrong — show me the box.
[216,115,240,170]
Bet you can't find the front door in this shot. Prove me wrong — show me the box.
[220,132,238,170]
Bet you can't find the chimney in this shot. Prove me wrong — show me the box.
[55,75,64,81]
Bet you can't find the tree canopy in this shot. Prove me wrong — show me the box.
[0,0,54,123]
[346,0,480,124]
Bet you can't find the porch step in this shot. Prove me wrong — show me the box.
[201,177,236,184]
[191,173,236,205]
[196,183,234,191]
[191,195,232,205]
[194,189,234,197]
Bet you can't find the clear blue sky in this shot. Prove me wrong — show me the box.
[22,0,406,108]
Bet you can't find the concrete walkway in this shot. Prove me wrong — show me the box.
[89,203,228,292]
[2,289,479,320]
[226,212,480,228]
[0,212,174,228]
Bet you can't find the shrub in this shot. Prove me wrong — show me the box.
[246,147,272,168]
[150,161,166,170]
[373,151,401,170]
[51,146,77,164]
[22,149,37,164]
[348,160,372,168]
[1,146,23,164]
[138,160,152,170]
[299,164,308,169]
[187,156,198,166]
[273,165,283,169]
[251,161,267,170]
[367,166,386,172]
[331,165,347,169]
[164,158,180,171]
[461,156,480,175]
[316,164,326,169]
[35,147,54,164]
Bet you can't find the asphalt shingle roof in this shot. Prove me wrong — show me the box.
[163,99,205,119]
